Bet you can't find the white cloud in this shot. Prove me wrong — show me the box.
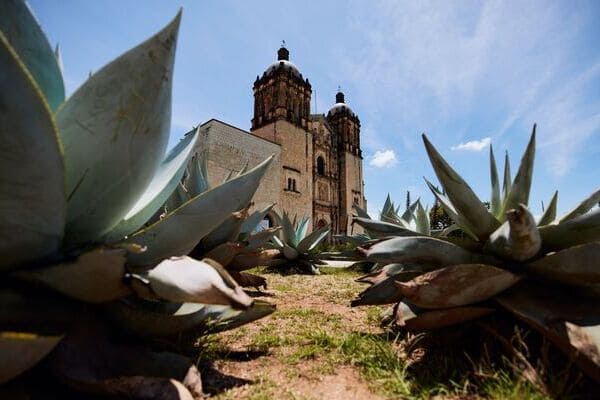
[451,137,491,152]
[369,149,398,168]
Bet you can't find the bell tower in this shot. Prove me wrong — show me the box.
[326,89,361,157]
[251,44,312,132]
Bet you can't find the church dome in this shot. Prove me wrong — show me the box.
[327,90,355,117]
[262,44,303,79]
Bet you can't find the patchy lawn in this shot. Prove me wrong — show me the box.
[197,267,573,399]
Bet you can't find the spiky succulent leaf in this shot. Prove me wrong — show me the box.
[415,201,430,236]
[424,178,478,240]
[0,32,65,270]
[295,216,310,244]
[297,225,330,253]
[106,128,199,241]
[526,242,600,287]
[351,271,421,307]
[355,263,407,285]
[201,241,244,267]
[539,208,600,252]
[352,203,371,219]
[0,331,64,384]
[12,248,130,303]
[353,217,421,238]
[124,156,273,266]
[229,271,267,289]
[422,134,500,240]
[58,12,181,245]
[361,236,493,266]
[145,256,252,309]
[496,282,600,383]
[165,182,190,212]
[500,127,536,219]
[245,227,281,252]
[184,150,210,197]
[484,204,541,261]
[395,301,495,330]
[538,191,558,226]
[230,249,282,271]
[0,0,65,111]
[489,145,501,217]
[396,264,520,309]
[558,187,600,223]
[201,206,250,251]
[240,204,275,235]
[401,198,420,224]
[279,212,297,246]
[502,150,511,202]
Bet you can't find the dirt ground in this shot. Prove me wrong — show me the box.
[199,270,386,400]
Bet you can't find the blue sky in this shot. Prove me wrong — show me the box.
[30,0,599,218]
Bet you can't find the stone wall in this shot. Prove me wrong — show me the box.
[253,119,313,229]
[196,119,281,212]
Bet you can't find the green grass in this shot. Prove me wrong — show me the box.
[203,269,561,400]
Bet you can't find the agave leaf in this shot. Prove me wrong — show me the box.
[165,182,190,212]
[200,241,245,267]
[124,156,273,266]
[105,297,224,338]
[12,248,130,303]
[537,191,558,226]
[424,178,478,240]
[106,128,199,241]
[236,161,249,177]
[422,134,500,240]
[295,216,310,244]
[490,145,501,217]
[502,150,512,203]
[58,13,181,245]
[351,272,421,307]
[484,204,541,261]
[230,249,282,271]
[146,256,253,309]
[415,201,430,236]
[185,150,210,197]
[297,225,330,254]
[333,233,371,246]
[0,32,65,270]
[0,0,65,110]
[0,287,79,333]
[395,301,495,330]
[356,263,426,286]
[539,208,600,252]
[209,300,275,334]
[496,282,600,383]
[244,227,281,252]
[353,217,420,238]
[379,194,395,222]
[282,244,300,260]
[401,198,420,224]
[500,127,536,219]
[0,331,64,384]
[240,204,275,235]
[558,187,600,223]
[229,271,267,289]
[279,212,297,246]
[396,264,520,309]
[352,203,371,219]
[360,236,493,266]
[526,242,600,286]
[201,205,251,252]
[47,318,202,398]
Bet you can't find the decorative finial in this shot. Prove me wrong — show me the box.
[281,39,286,48]
[337,85,341,93]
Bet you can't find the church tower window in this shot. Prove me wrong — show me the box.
[317,156,325,175]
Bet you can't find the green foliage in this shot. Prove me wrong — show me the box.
[352,128,600,384]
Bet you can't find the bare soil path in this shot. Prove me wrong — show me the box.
[200,269,387,400]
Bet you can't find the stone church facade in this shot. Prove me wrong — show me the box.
[197,45,366,235]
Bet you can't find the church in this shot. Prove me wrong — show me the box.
[196,45,366,235]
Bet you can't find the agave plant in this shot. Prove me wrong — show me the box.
[254,211,331,274]
[352,126,600,383]
[0,2,275,397]
[172,152,282,289]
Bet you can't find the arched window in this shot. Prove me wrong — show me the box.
[317,156,325,176]
[317,219,327,229]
